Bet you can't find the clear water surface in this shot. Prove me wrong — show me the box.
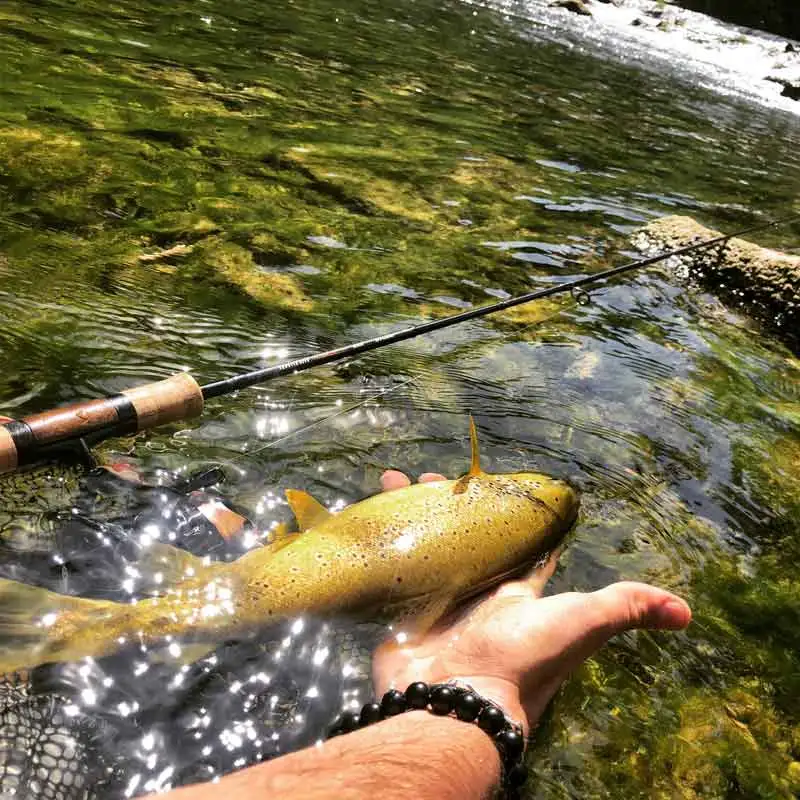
[0,0,799,797]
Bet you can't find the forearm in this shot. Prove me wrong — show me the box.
[157,711,502,800]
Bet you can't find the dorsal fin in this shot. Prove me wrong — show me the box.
[285,489,332,531]
[467,415,482,476]
[454,416,483,494]
[264,521,301,553]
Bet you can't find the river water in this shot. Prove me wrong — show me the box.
[0,0,799,797]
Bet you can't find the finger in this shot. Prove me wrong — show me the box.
[418,472,447,483]
[528,582,692,678]
[588,581,692,634]
[493,548,562,603]
[380,470,411,492]
[525,548,562,597]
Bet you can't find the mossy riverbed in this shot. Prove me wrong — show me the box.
[1,0,799,797]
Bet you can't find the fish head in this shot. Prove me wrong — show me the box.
[457,415,579,536]
[366,466,580,635]
[498,470,580,530]
[424,419,580,612]
[445,469,580,594]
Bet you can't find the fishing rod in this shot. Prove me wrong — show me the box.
[1,214,797,474]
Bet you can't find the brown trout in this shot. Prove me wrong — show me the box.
[0,420,579,672]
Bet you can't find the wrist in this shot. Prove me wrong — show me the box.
[331,681,528,795]
[379,672,527,737]
[442,676,527,736]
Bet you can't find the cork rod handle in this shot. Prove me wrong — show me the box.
[0,373,204,474]
[121,372,204,429]
[0,426,17,473]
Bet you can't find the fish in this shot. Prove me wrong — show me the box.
[0,419,579,672]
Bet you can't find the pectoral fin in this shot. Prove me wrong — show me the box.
[285,489,331,531]
[381,594,451,640]
[264,521,301,553]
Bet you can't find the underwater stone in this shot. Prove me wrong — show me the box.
[781,82,800,101]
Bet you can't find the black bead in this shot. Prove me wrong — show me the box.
[405,681,430,710]
[454,691,483,722]
[429,684,455,715]
[477,705,505,735]
[339,710,360,733]
[380,688,407,717]
[506,762,528,788]
[359,702,382,727]
[496,728,525,762]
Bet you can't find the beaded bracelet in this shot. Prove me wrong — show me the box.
[328,681,528,795]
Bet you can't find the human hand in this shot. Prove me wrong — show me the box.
[374,470,692,735]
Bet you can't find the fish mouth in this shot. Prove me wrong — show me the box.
[555,480,581,527]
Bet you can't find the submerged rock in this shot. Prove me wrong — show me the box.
[782,82,800,101]
[633,216,799,353]
[549,0,593,17]
[766,75,800,101]
[672,0,800,40]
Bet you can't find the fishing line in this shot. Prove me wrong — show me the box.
[1,212,797,474]
[201,213,800,399]
[225,377,418,460]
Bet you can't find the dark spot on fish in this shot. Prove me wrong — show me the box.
[396,576,403,583]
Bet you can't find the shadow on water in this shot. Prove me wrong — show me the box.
[0,0,799,796]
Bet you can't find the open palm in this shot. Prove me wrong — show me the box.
[374,470,692,734]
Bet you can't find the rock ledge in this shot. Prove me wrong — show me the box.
[633,215,799,352]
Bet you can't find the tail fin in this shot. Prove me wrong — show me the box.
[0,578,119,673]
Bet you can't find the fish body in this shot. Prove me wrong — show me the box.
[0,421,579,672]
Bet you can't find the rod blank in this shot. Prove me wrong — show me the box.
[1,213,797,475]
[201,213,799,399]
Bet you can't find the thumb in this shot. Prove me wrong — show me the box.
[588,581,692,636]
[530,581,692,679]
[565,581,691,665]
